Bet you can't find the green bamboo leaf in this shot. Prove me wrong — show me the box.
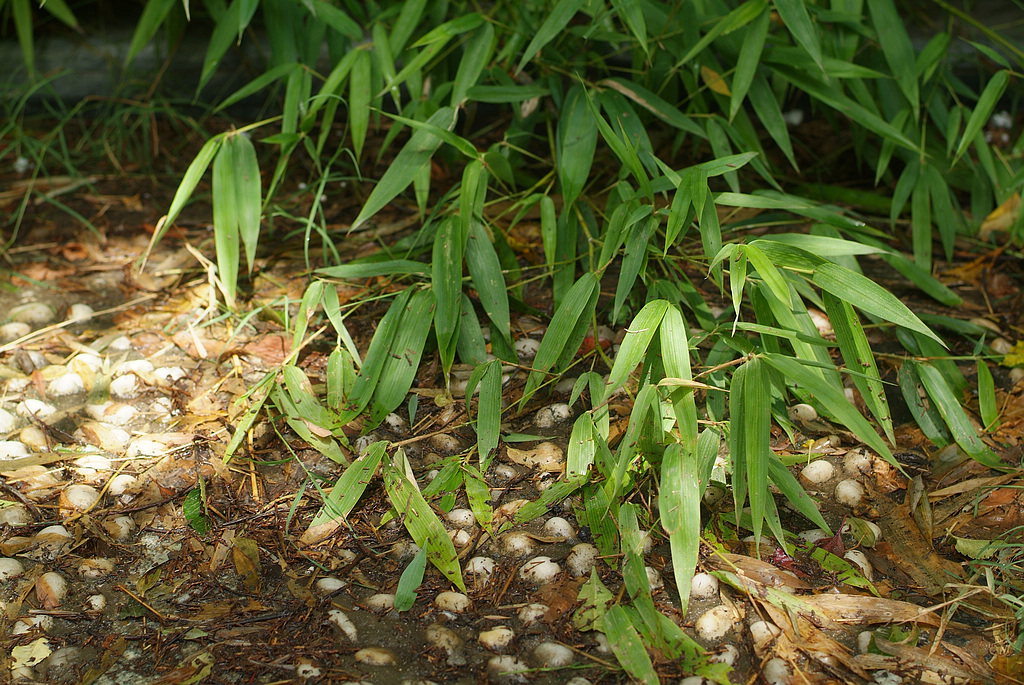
[978,360,998,432]
[370,289,435,426]
[197,0,260,94]
[466,360,502,468]
[740,243,790,306]
[433,217,463,377]
[125,0,177,65]
[954,70,1009,164]
[603,605,659,685]
[229,134,262,274]
[394,544,428,611]
[317,260,429,279]
[747,73,798,170]
[567,413,597,478]
[822,291,894,445]
[599,78,705,138]
[352,107,458,230]
[308,442,386,529]
[774,0,824,74]
[215,62,300,113]
[768,458,830,532]
[557,84,598,208]
[661,443,700,614]
[515,0,587,73]
[224,375,272,462]
[349,50,371,160]
[465,84,550,103]
[915,362,1003,468]
[866,0,919,118]
[898,362,949,446]
[925,163,956,262]
[348,288,414,411]
[456,293,488,365]
[462,465,494,534]
[612,216,657,323]
[310,0,361,38]
[37,0,77,27]
[383,449,466,591]
[452,21,495,107]
[675,0,767,67]
[739,358,770,546]
[765,353,897,467]
[729,6,769,121]
[272,384,347,464]
[661,306,698,450]
[520,273,600,407]
[212,138,241,307]
[610,0,647,54]
[466,221,512,352]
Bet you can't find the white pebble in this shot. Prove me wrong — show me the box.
[67,303,94,322]
[446,508,476,528]
[542,516,575,539]
[450,529,472,547]
[645,566,663,591]
[17,399,56,420]
[295,659,320,678]
[846,518,882,547]
[762,657,791,685]
[788,403,818,424]
[502,532,536,557]
[428,433,461,453]
[0,504,31,526]
[566,543,599,577]
[992,337,1014,354]
[327,609,358,641]
[690,572,719,599]
[85,402,136,425]
[116,359,155,376]
[0,557,25,580]
[365,593,395,611]
[315,577,348,595]
[505,442,564,471]
[800,459,835,484]
[710,644,738,666]
[354,647,395,666]
[515,338,541,359]
[11,302,56,325]
[391,540,421,560]
[532,642,574,668]
[843,449,873,475]
[48,372,86,396]
[519,556,560,585]
[60,483,100,513]
[153,366,186,385]
[435,591,472,613]
[85,594,107,613]
[534,403,572,428]
[126,438,170,458]
[857,630,874,654]
[19,425,46,451]
[844,550,874,581]
[487,655,529,681]
[12,614,53,635]
[36,571,68,608]
[426,623,462,652]
[798,528,830,545]
[0,440,29,459]
[695,605,736,640]
[110,374,139,399]
[835,479,866,507]
[383,412,406,431]
[0,321,31,342]
[108,474,138,497]
[465,556,496,586]
[517,603,548,626]
[478,626,515,652]
[103,515,136,541]
[0,408,17,432]
[71,353,103,371]
[1011,368,1024,385]
[749,620,782,656]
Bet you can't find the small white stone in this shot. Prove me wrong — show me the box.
[845,518,882,547]
[48,372,86,396]
[506,442,564,471]
[1011,368,1024,385]
[762,657,791,685]
[61,483,101,513]
[517,603,548,626]
[835,479,866,507]
[690,572,719,600]
[11,302,56,325]
[435,591,472,613]
[646,566,663,591]
[17,399,56,420]
[800,459,835,484]
[798,528,830,544]
[78,557,115,579]
[153,366,186,385]
[74,421,131,452]
[127,438,170,458]
[0,440,29,459]
[0,407,17,432]
[493,464,519,481]
[19,425,47,450]
[354,647,395,666]
[116,359,155,376]
[554,376,577,394]
[391,540,421,560]
[85,593,107,613]
[295,658,321,678]
[515,338,541,360]
[71,353,104,371]
[857,630,875,654]
[0,505,31,526]
[108,474,138,497]
[749,620,782,656]
[487,655,529,682]
[383,412,406,431]
[788,403,818,424]
[426,623,462,652]
[102,515,137,541]
[450,529,472,547]
[532,641,574,668]
[566,543,599,577]
[519,556,561,585]
[67,304,95,322]
[85,402,136,426]
[844,550,874,581]
[992,337,1014,355]
[478,626,515,652]
[110,374,139,399]
[843,449,873,475]
[0,321,31,342]
[365,593,395,611]
[0,557,25,580]
[465,556,496,586]
[594,633,611,653]
[710,643,739,666]
[315,577,348,595]
[695,605,736,640]
[534,403,572,428]
[12,614,53,635]
[427,433,461,453]
[542,516,575,539]
[327,609,358,641]
[446,508,476,528]
[502,532,536,557]
[36,571,68,608]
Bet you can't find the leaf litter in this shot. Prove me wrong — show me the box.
[0,180,1023,685]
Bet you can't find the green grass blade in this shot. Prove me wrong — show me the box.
[915,361,1003,468]
[515,0,587,73]
[352,106,457,230]
[383,449,466,591]
[389,0,427,53]
[610,0,647,54]
[953,70,1009,164]
[866,0,919,118]
[432,217,463,378]
[466,360,502,468]
[318,260,430,279]
[612,216,657,323]
[520,272,600,407]
[452,21,495,107]
[660,305,698,450]
[977,359,999,431]
[370,289,436,426]
[661,443,700,614]
[739,358,770,547]
[774,0,824,74]
[600,78,705,138]
[307,442,387,532]
[310,0,362,38]
[557,84,598,208]
[729,6,769,121]
[456,293,488,365]
[229,134,262,274]
[125,0,176,65]
[822,291,894,445]
[466,220,512,353]
[394,544,428,611]
[603,605,659,685]
[349,49,371,160]
[212,137,241,307]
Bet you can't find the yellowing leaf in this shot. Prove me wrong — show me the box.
[978,192,1020,241]
[701,65,732,95]
[1002,340,1024,367]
